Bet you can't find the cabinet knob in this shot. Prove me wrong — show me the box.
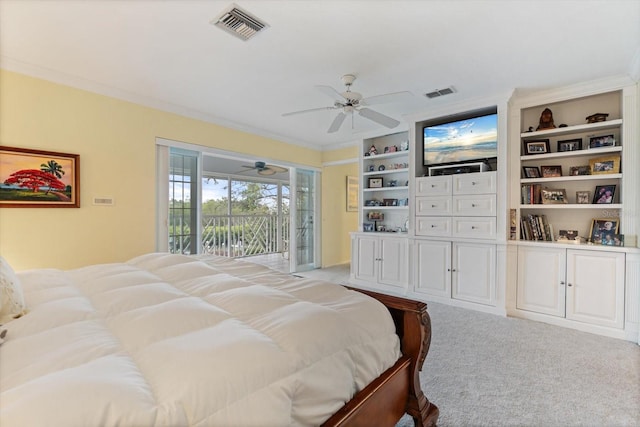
[471,203,476,207]
[567,283,573,287]
[560,281,565,285]
[447,268,451,272]
[431,184,436,188]
[471,226,476,230]
[431,224,436,228]
[472,181,477,185]
[451,269,457,272]
[431,204,436,208]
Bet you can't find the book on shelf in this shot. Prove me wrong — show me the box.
[520,214,554,241]
[521,184,542,204]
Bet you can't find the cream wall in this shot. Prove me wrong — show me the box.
[0,70,356,270]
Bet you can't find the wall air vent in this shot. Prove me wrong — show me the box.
[425,87,456,99]
[212,4,269,41]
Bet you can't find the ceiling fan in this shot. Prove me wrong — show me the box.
[239,161,288,176]
[282,74,412,133]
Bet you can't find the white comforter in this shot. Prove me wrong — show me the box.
[0,253,401,426]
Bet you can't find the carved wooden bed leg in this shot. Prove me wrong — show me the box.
[348,288,439,427]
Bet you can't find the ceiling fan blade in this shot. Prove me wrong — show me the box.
[315,85,346,102]
[282,106,336,117]
[328,112,347,133]
[360,91,413,106]
[267,165,288,173]
[258,168,277,176]
[358,108,400,129]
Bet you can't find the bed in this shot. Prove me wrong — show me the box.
[0,253,438,426]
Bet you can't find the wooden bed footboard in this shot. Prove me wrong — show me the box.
[322,288,439,427]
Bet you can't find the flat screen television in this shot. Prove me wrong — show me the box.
[423,111,498,167]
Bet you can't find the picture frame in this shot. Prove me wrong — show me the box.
[363,222,375,232]
[558,230,579,240]
[522,166,541,178]
[576,191,591,204]
[557,138,582,152]
[368,177,383,188]
[589,218,619,244]
[346,176,358,212]
[589,155,620,175]
[367,211,384,221]
[540,165,562,178]
[569,165,591,176]
[523,139,550,155]
[0,146,80,208]
[588,134,616,149]
[541,188,568,204]
[383,198,398,207]
[592,185,616,204]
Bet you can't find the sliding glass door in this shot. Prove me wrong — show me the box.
[290,168,319,272]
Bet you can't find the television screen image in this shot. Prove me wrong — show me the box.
[423,113,498,166]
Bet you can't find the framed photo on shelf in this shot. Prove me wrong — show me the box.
[558,230,579,241]
[540,165,562,178]
[588,134,615,149]
[522,166,541,178]
[367,211,384,221]
[557,138,582,152]
[576,191,591,204]
[593,185,616,204]
[589,155,620,175]
[368,177,383,188]
[523,139,550,155]
[569,165,591,176]
[383,198,398,207]
[363,223,375,232]
[541,188,568,204]
[589,218,619,244]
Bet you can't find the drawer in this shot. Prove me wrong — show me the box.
[415,217,452,237]
[415,176,452,196]
[452,217,496,239]
[416,196,452,216]
[453,171,496,195]
[452,194,496,216]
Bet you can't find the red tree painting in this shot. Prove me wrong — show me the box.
[4,169,66,194]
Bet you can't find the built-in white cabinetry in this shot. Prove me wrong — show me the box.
[414,240,496,306]
[516,245,625,330]
[350,233,408,293]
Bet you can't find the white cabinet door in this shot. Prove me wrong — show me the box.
[353,235,378,282]
[414,240,451,298]
[379,236,408,288]
[566,250,625,329]
[516,246,565,317]
[452,243,496,305]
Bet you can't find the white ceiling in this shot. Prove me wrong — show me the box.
[1,0,639,152]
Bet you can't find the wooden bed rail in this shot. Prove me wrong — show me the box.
[323,287,439,427]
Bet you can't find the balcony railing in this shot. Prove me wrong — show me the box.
[201,213,289,258]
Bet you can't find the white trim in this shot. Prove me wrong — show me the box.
[323,158,358,167]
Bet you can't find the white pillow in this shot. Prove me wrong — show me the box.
[0,256,27,324]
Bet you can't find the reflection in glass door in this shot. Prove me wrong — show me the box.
[291,168,319,272]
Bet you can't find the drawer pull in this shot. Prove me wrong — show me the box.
[471,181,477,185]
[471,203,476,207]
[471,226,476,230]
[431,204,436,208]
[431,224,436,228]
[431,184,436,188]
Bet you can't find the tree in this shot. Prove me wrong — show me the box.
[40,160,65,179]
[4,169,66,194]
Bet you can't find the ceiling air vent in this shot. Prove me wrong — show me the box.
[425,87,456,99]
[212,4,268,41]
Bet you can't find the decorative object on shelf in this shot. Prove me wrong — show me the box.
[368,164,375,172]
[522,166,541,178]
[368,145,378,156]
[383,198,398,207]
[589,218,619,244]
[541,165,562,178]
[368,177,383,188]
[601,234,624,246]
[398,198,409,207]
[557,138,582,152]
[588,134,615,149]
[388,179,398,187]
[0,145,80,208]
[526,126,534,132]
[558,230,579,241]
[589,154,620,174]
[586,113,609,123]
[365,199,378,206]
[367,211,384,221]
[384,145,398,153]
[593,184,616,204]
[569,165,591,176]
[378,165,385,171]
[524,139,550,155]
[576,191,591,204]
[346,176,358,212]
[363,223,375,232]
[400,141,409,151]
[520,213,553,241]
[377,224,386,232]
[541,188,568,204]
[536,108,556,131]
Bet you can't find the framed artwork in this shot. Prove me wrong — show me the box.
[557,138,582,152]
[523,139,550,155]
[593,185,616,204]
[576,191,591,204]
[588,134,615,149]
[589,218,619,244]
[589,155,620,175]
[0,146,80,208]
[569,165,591,176]
[541,165,562,178]
[346,176,358,212]
[522,166,540,178]
[363,223,375,232]
[383,198,398,206]
[558,230,579,240]
[367,211,384,221]
[541,188,568,204]
[368,177,383,188]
